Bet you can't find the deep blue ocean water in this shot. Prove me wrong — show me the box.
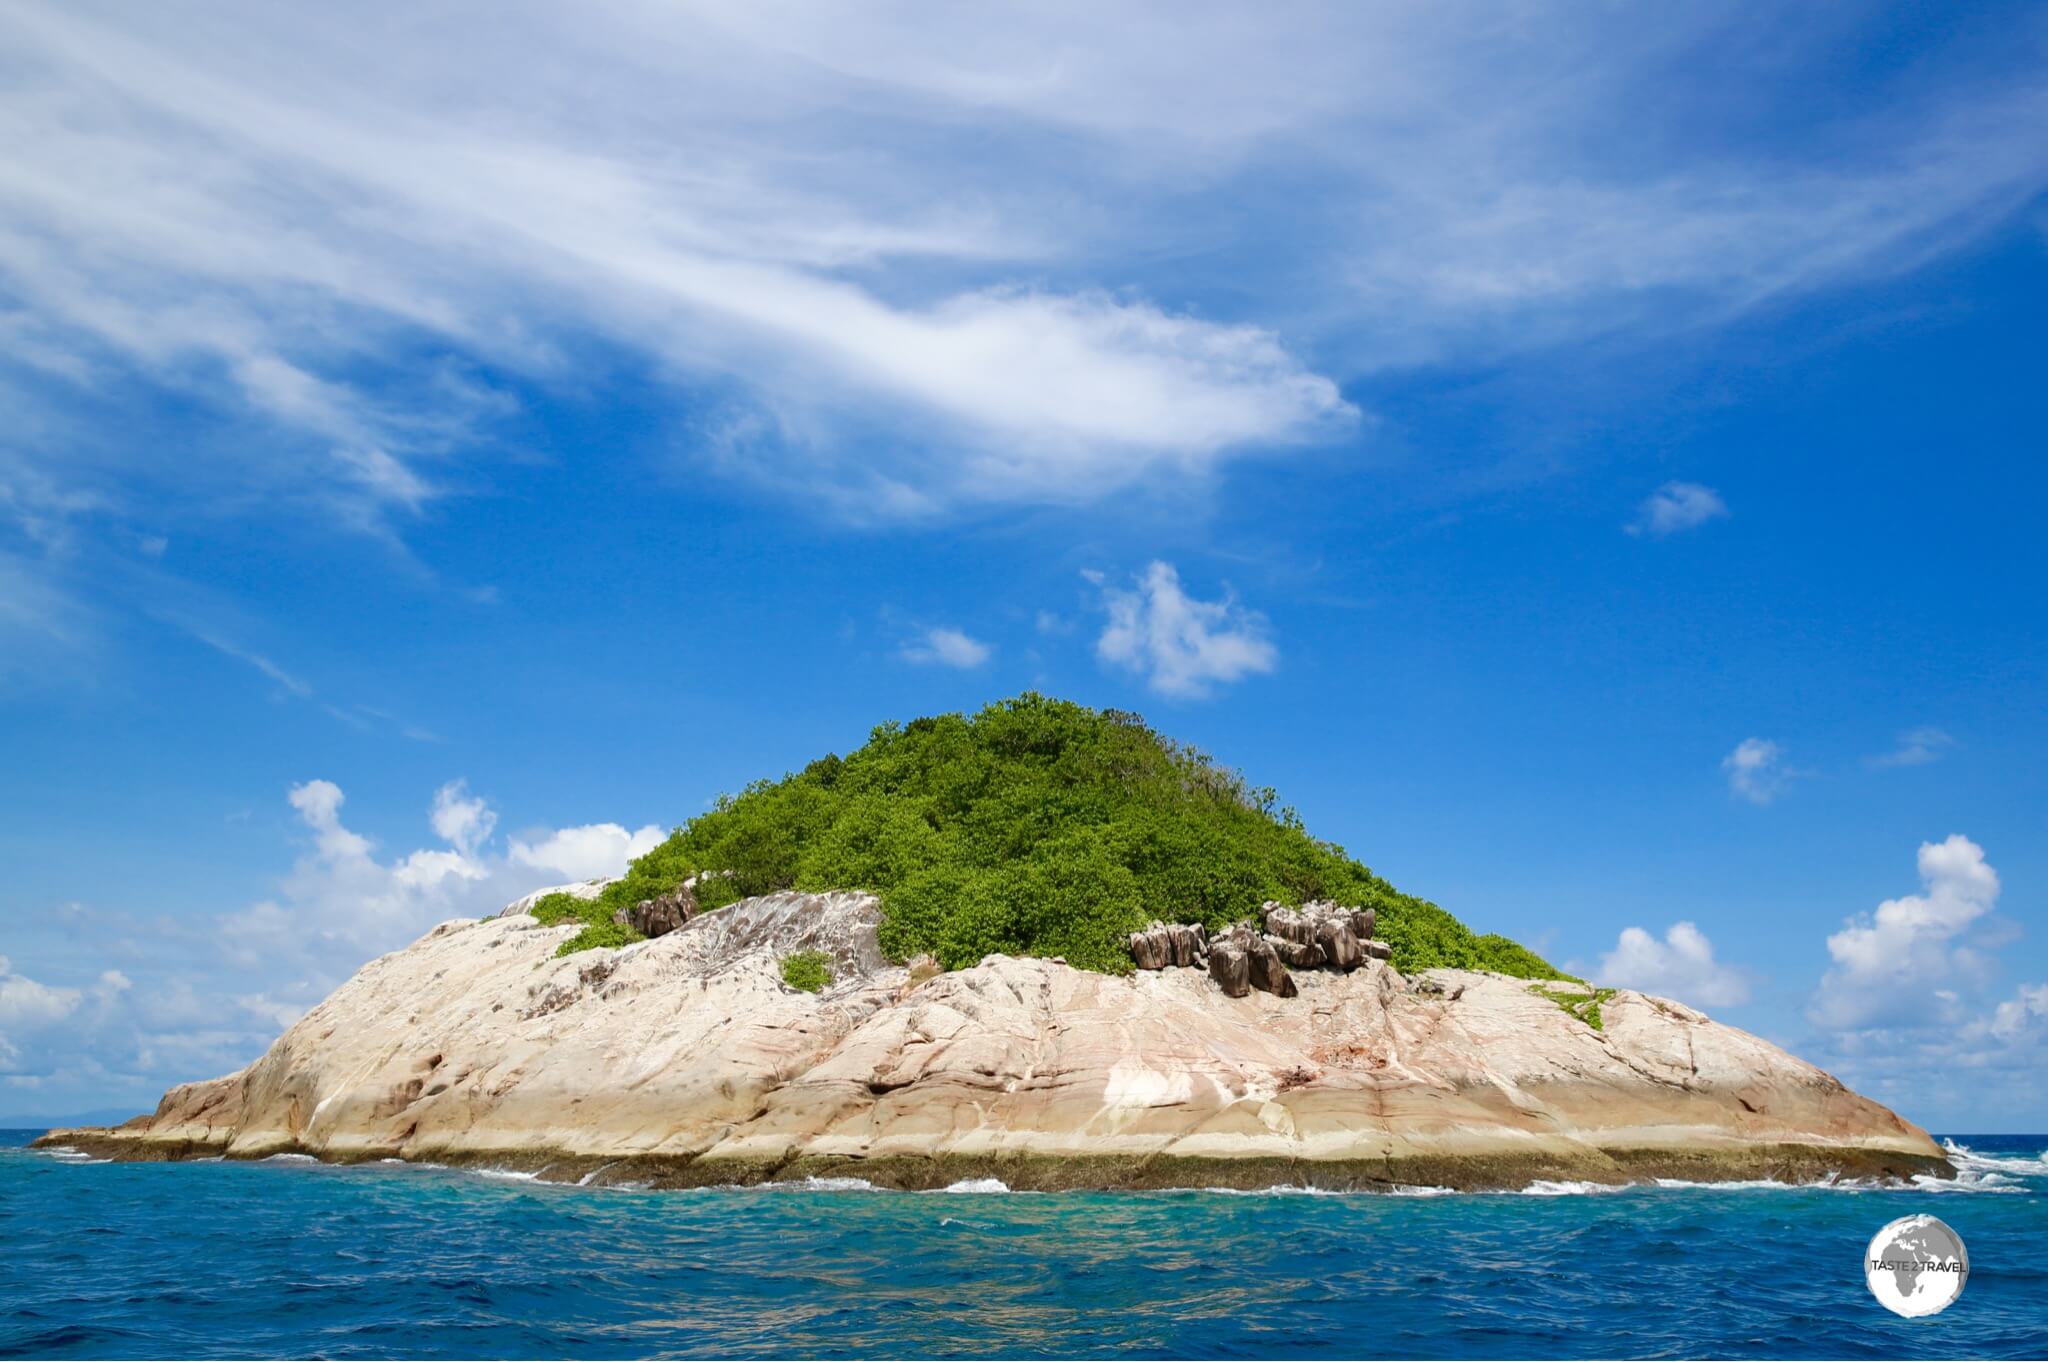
[3,1131,2044,1359]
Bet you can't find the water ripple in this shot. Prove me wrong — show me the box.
[2,1131,2042,1358]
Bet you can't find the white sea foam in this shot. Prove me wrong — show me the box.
[1515,1179,1630,1196]
[769,1176,879,1192]
[262,1153,318,1163]
[45,1148,106,1164]
[936,1178,1013,1194]
[1196,1184,1341,1197]
[472,1167,541,1181]
[1943,1138,2048,1177]
[1913,1170,2026,1195]
[1387,1183,1458,1197]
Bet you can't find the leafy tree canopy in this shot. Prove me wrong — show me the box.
[532,693,1568,980]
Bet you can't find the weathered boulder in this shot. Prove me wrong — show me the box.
[1270,935,1324,970]
[1261,902,1314,947]
[1315,917,1363,972]
[1206,940,1250,996]
[1263,900,1374,973]
[1296,899,1375,942]
[626,883,697,938]
[1363,939,1393,961]
[1248,936,1298,997]
[1129,920,1209,970]
[1217,921,1296,997]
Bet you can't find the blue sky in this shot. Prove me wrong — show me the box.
[1,3,2044,1130]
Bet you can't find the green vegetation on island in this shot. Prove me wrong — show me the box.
[780,950,833,993]
[530,693,1569,980]
[1530,983,1619,1030]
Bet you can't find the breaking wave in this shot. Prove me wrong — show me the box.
[1943,1137,2048,1176]
[1514,1180,1630,1196]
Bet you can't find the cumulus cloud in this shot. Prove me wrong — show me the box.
[510,822,667,882]
[1095,561,1276,699]
[429,779,496,856]
[1629,482,1728,537]
[1989,982,2048,1042]
[1595,921,1750,1008]
[1810,834,2001,1029]
[223,778,662,975]
[1867,726,1955,769]
[0,956,83,1026]
[900,626,992,669]
[0,778,675,1113]
[1721,737,1790,805]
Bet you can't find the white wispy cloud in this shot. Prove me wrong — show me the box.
[1629,482,1728,537]
[0,5,1353,525]
[900,626,993,669]
[1095,561,1276,698]
[175,620,313,698]
[2,6,2042,531]
[1595,921,1750,1008]
[1721,737,1791,805]
[1868,726,1956,769]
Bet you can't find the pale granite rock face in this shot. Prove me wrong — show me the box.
[47,890,1948,1189]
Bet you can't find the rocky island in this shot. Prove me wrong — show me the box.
[40,696,1948,1190]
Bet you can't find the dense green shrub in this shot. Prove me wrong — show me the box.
[533,693,1566,979]
[780,950,833,993]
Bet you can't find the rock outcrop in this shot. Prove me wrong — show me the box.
[38,890,1950,1192]
[618,883,696,938]
[1128,920,1207,971]
[1134,900,1385,996]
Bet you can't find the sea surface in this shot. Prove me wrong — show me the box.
[4,1130,2044,1359]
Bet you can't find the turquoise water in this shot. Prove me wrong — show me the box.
[4,1130,2044,1359]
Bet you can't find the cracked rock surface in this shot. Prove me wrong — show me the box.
[41,890,1947,1189]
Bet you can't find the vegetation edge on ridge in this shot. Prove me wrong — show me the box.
[529,693,1570,980]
